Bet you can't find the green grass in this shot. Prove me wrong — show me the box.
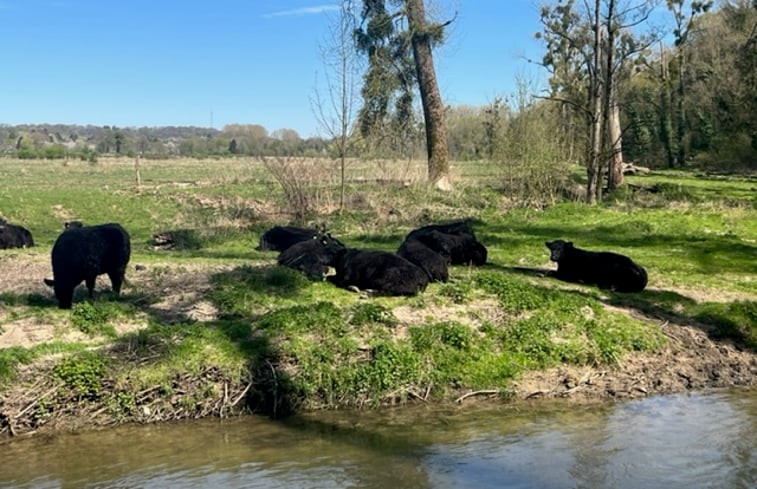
[0,158,754,415]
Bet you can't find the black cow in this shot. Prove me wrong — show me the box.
[278,234,346,280]
[545,239,648,293]
[411,229,487,266]
[405,220,477,241]
[44,223,131,309]
[0,221,34,249]
[257,226,335,252]
[328,249,429,296]
[404,221,487,266]
[397,238,449,282]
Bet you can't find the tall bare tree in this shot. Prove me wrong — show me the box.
[312,0,362,211]
[538,0,657,202]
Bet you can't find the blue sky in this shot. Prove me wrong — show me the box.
[0,1,548,137]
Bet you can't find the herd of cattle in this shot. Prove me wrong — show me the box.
[0,217,648,309]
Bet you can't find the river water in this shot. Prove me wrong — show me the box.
[1,389,755,489]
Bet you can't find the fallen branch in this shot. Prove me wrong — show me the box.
[230,382,252,408]
[406,389,427,402]
[12,384,61,422]
[455,390,499,403]
[525,389,551,400]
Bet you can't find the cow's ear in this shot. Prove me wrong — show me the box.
[43,278,55,288]
[566,241,574,248]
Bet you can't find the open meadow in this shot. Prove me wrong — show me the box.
[0,156,755,438]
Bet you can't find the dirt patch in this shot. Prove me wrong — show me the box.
[0,250,51,298]
[0,252,231,350]
[511,320,757,403]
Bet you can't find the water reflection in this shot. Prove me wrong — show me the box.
[1,389,755,489]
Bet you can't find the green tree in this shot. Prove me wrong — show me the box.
[666,0,714,166]
[538,0,656,202]
[354,0,451,188]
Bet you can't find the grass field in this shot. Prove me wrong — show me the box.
[0,156,755,433]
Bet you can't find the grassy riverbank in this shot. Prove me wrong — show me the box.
[1,157,755,438]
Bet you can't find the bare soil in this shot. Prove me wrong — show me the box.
[1,250,755,436]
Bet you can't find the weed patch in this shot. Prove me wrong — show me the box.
[71,302,117,338]
[0,347,34,383]
[52,351,108,400]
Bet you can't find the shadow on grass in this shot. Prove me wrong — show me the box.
[112,264,320,417]
[485,264,756,352]
[0,292,57,308]
[485,264,552,278]
[601,289,756,351]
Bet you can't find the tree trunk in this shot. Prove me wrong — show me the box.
[586,0,604,204]
[602,0,623,191]
[405,0,451,190]
[659,44,676,168]
[607,93,624,189]
[676,52,686,167]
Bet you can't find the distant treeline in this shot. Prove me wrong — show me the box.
[0,118,497,162]
[0,124,333,161]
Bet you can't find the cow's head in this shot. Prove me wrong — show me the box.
[545,240,572,262]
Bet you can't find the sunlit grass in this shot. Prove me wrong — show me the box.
[1,157,754,411]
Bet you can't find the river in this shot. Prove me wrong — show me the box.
[1,389,755,488]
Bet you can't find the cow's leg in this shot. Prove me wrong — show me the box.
[108,267,126,295]
[85,276,96,297]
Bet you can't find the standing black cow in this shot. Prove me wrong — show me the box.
[328,248,429,296]
[44,223,131,309]
[0,221,35,249]
[545,239,648,293]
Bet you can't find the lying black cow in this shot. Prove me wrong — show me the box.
[397,238,449,282]
[0,221,34,249]
[545,239,648,293]
[411,229,487,266]
[404,221,487,266]
[328,249,429,296]
[257,226,337,252]
[278,234,346,280]
[44,223,131,308]
[405,220,477,241]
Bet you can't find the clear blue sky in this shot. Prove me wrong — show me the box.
[0,0,546,138]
